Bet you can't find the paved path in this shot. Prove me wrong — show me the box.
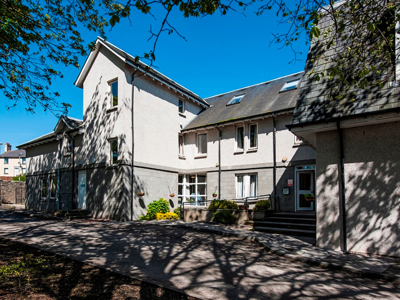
[1,209,400,299]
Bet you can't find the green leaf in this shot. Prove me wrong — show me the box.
[367,22,375,32]
[310,26,321,38]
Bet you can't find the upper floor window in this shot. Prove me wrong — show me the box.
[65,137,73,155]
[280,79,300,92]
[110,138,118,165]
[4,158,8,164]
[227,94,245,105]
[110,80,118,107]
[249,124,258,149]
[179,99,185,114]
[4,168,8,174]
[22,158,26,164]
[197,133,207,155]
[236,126,244,151]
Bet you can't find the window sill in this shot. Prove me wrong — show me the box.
[179,112,186,118]
[178,155,186,160]
[234,150,244,155]
[247,148,258,153]
[195,154,207,159]
[106,107,118,114]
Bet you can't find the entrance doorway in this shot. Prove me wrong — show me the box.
[78,171,87,209]
[295,166,316,211]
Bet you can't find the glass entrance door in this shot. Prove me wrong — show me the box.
[296,169,315,211]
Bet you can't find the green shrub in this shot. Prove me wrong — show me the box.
[139,198,170,220]
[213,210,237,225]
[254,199,271,210]
[208,200,238,210]
[173,206,181,219]
[12,175,26,182]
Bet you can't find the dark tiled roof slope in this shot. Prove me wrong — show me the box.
[0,149,26,158]
[290,6,400,127]
[183,72,303,130]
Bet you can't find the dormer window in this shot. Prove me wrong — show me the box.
[227,94,245,105]
[280,79,300,92]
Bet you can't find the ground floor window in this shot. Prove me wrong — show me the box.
[178,174,207,205]
[236,174,257,198]
[41,178,47,199]
[50,177,57,199]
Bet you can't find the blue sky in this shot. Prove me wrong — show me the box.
[0,1,309,153]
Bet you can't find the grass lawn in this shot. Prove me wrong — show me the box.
[0,238,197,300]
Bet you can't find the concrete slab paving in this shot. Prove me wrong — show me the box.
[1,208,400,299]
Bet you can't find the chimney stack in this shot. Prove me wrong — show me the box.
[5,143,11,152]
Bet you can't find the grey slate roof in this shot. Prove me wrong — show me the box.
[0,149,26,158]
[18,117,83,149]
[183,72,303,131]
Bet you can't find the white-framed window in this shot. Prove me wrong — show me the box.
[14,167,19,176]
[294,135,303,145]
[22,158,26,164]
[4,168,8,174]
[179,99,185,114]
[109,138,118,164]
[22,168,26,174]
[236,126,244,151]
[227,94,245,105]
[4,158,8,164]
[236,174,257,198]
[178,174,207,205]
[64,136,73,155]
[249,124,258,149]
[280,79,300,92]
[109,80,118,107]
[197,133,207,155]
[179,135,184,157]
[41,178,47,199]
[50,177,57,199]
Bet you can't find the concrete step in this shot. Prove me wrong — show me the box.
[265,217,316,224]
[254,221,316,231]
[253,226,316,237]
[270,212,316,219]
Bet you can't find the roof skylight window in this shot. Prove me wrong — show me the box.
[280,79,300,92]
[227,94,245,105]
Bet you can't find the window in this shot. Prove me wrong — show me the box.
[197,133,207,155]
[110,138,118,164]
[227,94,245,105]
[4,168,8,174]
[65,137,73,155]
[50,177,57,199]
[41,179,47,199]
[4,158,8,164]
[179,135,184,157]
[14,167,19,176]
[236,174,257,198]
[179,99,185,114]
[110,80,118,107]
[280,79,300,92]
[236,126,244,151]
[249,124,258,149]
[22,158,26,164]
[22,168,26,174]
[178,174,207,205]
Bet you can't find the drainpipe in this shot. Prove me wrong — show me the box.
[56,137,61,211]
[131,69,138,221]
[337,121,347,253]
[215,126,222,199]
[272,113,277,211]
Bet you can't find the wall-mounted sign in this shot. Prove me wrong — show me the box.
[288,179,293,186]
[283,187,290,195]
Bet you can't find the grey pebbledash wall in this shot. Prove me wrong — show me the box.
[0,180,25,204]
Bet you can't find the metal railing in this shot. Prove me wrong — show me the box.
[182,194,279,211]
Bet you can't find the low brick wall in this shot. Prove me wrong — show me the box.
[0,180,26,204]
[183,207,255,225]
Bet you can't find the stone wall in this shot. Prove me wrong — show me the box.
[0,180,26,204]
